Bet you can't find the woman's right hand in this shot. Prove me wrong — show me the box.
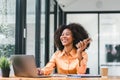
[37,68,44,75]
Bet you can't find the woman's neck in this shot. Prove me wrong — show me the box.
[64,45,73,54]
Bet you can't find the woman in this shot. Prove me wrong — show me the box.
[38,23,91,75]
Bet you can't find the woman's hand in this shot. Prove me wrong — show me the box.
[76,38,91,52]
[76,38,91,60]
[37,68,44,75]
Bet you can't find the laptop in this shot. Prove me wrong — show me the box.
[10,55,51,78]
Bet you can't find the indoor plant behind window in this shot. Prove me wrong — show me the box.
[0,56,10,77]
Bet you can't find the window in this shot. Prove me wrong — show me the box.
[67,13,120,76]
[40,0,46,67]
[67,13,98,74]
[0,0,16,57]
[100,14,120,76]
[26,0,35,56]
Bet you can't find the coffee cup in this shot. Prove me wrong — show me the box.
[101,67,108,77]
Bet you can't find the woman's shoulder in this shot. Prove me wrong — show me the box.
[54,50,62,54]
[53,50,63,57]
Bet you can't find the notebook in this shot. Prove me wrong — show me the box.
[67,74,101,78]
[10,55,51,78]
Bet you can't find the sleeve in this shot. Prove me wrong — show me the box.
[41,51,58,75]
[77,52,88,74]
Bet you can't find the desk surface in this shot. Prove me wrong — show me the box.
[0,76,120,80]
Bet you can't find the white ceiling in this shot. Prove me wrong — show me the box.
[56,0,120,12]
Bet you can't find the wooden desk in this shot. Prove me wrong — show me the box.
[0,76,120,80]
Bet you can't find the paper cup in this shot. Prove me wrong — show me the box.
[101,67,108,77]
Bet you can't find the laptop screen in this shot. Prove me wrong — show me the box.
[11,55,38,77]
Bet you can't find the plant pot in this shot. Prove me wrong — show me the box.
[1,68,10,77]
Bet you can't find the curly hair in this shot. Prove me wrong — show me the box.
[54,23,90,51]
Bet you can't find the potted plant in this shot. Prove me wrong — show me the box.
[0,56,10,77]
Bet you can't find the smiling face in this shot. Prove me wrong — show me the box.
[60,29,74,47]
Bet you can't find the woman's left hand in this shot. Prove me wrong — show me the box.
[76,38,91,59]
[76,38,91,52]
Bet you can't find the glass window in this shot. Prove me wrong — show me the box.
[49,0,55,58]
[67,14,98,75]
[26,0,35,56]
[49,14,54,58]
[0,0,16,57]
[100,14,120,76]
[40,0,46,67]
[67,13,120,76]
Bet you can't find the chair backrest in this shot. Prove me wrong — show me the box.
[85,68,90,74]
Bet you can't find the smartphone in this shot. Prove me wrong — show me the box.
[75,38,92,49]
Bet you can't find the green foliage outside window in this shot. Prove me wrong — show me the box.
[0,44,15,57]
[0,0,15,58]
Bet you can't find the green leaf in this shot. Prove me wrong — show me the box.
[0,56,10,69]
